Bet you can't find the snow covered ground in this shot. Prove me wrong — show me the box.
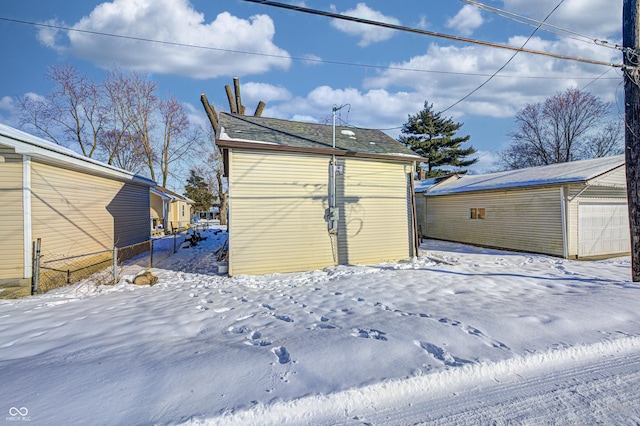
[1,226,640,425]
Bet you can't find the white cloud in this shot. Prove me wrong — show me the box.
[268,85,423,133]
[329,3,400,47]
[301,54,323,66]
[241,82,292,103]
[183,102,208,130]
[467,150,502,174]
[0,95,18,126]
[0,95,15,112]
[502,0,622,39]
[446,5,484,36]
[416,14,429,30]
[361,35,622,119]
[39,0,291,79]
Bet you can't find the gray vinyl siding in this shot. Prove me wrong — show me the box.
[335,158,411,265]
[426,187,564,256]
[30,162,149,260]
[228,150,335,275]
[0,154,24,281]
[109,183,150,247]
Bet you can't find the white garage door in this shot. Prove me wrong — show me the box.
[578,202,630,257]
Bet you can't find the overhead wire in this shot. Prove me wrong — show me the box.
[440,0,565,115]
[0,16,620,82]
[460,0,624,52]
[242,0,622,68]
[441,0,567,163]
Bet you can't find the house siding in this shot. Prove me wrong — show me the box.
[590,166,626,187]
[150,193,164,222]
[31,162,117,258]
[335,158,412,265]
[228,150,335,275]
[109,182,150,247]
[426,187,564,256]
[228,151,413,275]
[0,153,25,283]
[30,161,149,260]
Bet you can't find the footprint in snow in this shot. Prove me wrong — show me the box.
[353,328,388,341]
[415,340,471,367]
[275,315,294,323]
[245,330,271,347]
[438,318,509,350]
[272,346,291,364]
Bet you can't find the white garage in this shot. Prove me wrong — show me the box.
[578,202,630,258]
[422,155,630,260]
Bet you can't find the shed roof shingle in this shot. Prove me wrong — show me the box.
[217,112,421,159]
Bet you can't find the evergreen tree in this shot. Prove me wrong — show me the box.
[399,102,477,177]
[184,169,215,214]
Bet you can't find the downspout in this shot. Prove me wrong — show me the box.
[560,186,568,259]
[23,155,32,279]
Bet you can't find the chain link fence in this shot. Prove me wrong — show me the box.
[32,230,192,294]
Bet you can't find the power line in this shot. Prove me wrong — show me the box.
[0,16,620,82]
[441,0,565,114]
[242,0,622,68]
[461,0,624,52]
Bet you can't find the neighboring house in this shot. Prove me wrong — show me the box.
[422,155,629,259]
[150,186,193,235]
[0,123,155,294]
[414,174,457,239]
[196,206,220,221]
[216,112,424,276]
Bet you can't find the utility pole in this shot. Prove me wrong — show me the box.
[624,0,640,281]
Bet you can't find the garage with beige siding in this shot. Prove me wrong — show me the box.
[423,155,628,259]
[218,113,422,276]
[0,124,155,296]
[0,149,25,284]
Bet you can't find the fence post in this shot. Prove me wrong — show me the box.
[31,238,41,294]
[150,239,154,268]
[174,232,177,253]
[113,246,118,285]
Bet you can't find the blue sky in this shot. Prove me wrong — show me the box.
[0,0,624,174]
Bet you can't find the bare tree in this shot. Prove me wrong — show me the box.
[193,128,228,225]
[158,95,199,187]
[112,69,159,181]
[18,65,199,189]
[17,65,105,157]
[101,68,137,167]
[499,88,623,169]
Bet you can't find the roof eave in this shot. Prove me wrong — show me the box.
[216,138,423,162]
[1,132,156,187]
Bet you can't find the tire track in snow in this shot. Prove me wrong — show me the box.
[367,348,640,425]
[193,336,640,426]
[342,338,640,425]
